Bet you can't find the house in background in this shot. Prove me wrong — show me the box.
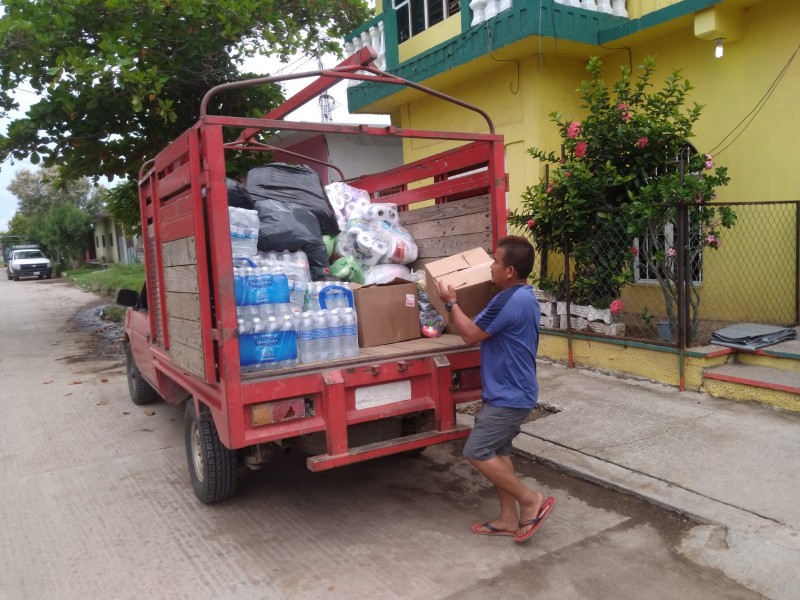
[340,0,800,398]
[91,213,141,264]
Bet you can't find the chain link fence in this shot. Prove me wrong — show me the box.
[522,201,799,347]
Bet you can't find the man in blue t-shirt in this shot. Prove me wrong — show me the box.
[436,235,556,543]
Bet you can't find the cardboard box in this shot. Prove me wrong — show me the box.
[353,280,421,347]
[424,248,496,328]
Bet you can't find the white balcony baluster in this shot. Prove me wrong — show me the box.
[581,0,598,10]
[377,21,386,70]
[612,0,627,17]
[470,0,488,25]
[484,0,499,20]
[596,0,612,13]
[498,0,513,12]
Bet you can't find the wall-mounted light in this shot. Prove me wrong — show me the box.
[714,38,725,58]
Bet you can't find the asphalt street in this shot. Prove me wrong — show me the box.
[0,275,764,599]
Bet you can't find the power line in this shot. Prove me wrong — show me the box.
[710,38,800,156]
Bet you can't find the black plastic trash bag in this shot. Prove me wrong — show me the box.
[226,178,255,209]
[246,163,339,235]
[254,199,330,272]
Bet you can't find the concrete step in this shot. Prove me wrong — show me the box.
[736,341,800,373]
[703,363,800,412]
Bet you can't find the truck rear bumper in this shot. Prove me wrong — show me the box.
[306,426,471,472]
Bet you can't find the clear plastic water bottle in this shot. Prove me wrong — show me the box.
[304,281,317,312]
[251,316,262,335]
[290,279,308,313]
[297,312,316,364]
[269,266,290,304]
[327,309,343,360]
[341,307,359,358]
[239,316,262,373]
[277,314,298,369]
[261,316,278,371]
[313,310,329,362]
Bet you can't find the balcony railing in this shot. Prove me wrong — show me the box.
[551,0,627,18]
[344,13,389,74]
[343,0,630,87]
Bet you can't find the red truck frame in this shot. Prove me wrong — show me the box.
[120,47,507,503]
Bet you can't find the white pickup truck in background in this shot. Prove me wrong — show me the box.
[7,249,53,281]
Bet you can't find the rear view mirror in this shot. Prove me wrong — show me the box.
[117,288,139,307]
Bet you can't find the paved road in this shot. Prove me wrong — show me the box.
[0,276,764,599]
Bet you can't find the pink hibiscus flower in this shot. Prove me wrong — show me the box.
[567,121,581,139]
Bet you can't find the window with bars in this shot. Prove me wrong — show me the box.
[394,0,460,44]
[633,222,703,285]
[633,142,703,286]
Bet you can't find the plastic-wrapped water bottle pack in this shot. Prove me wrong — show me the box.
[234,251,360,371]
[234,254,297,372]
[229,206,260,257]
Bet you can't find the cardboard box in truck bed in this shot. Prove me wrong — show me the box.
[425,248,496,330]
[353,280,421,347]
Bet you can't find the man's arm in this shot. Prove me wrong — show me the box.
[436,280,490,346]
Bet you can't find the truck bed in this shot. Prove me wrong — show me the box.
[241,333,474,380]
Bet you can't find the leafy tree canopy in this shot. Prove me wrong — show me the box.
[30,202,92,266]
[6,212,31,237]
[0,0,371,185]
[8,167,106,217]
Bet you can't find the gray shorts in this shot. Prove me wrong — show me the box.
[463,402,532,461]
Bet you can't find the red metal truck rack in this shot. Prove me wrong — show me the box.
[121,47,507,503]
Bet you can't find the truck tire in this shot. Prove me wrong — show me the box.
[13,274,19,281]
[125,342,159,405]
[184,401,238,504]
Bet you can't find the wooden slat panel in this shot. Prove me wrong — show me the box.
[414,231,493,259]
[164,264,199,293]
[399,195,489,225]
[404,212,490,241]
[354,141,488,194]
[166,291,200,321]
[159,218,195,242]
[162,237,197,267]
[157,161,192,200]
[170,340,205,378]
[155,131,190,169]
[159,192,193,223]
[377,171,490,208]
[168,316,202,350]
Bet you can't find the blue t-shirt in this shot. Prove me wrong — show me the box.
[474,285,540,409]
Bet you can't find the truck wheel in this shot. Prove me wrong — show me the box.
[184,401,238,504]
[125,342,159,405]
[13,274,19,281]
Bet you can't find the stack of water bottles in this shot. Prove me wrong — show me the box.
[296,282,359,364]
[234,256,298,372]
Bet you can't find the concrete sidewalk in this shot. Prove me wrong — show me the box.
[506,360,800,600]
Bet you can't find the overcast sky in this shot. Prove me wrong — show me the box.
[0,50,389,231]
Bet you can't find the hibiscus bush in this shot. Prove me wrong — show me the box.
[510,56,735,339]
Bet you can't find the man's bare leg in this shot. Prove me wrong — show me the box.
[469,454,542,533]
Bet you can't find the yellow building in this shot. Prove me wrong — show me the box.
[343,0,800,395]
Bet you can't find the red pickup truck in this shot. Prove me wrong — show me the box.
[117,48,507,503]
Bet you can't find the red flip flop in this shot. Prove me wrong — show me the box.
[471,522,516,537]
[514,496,557,543]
